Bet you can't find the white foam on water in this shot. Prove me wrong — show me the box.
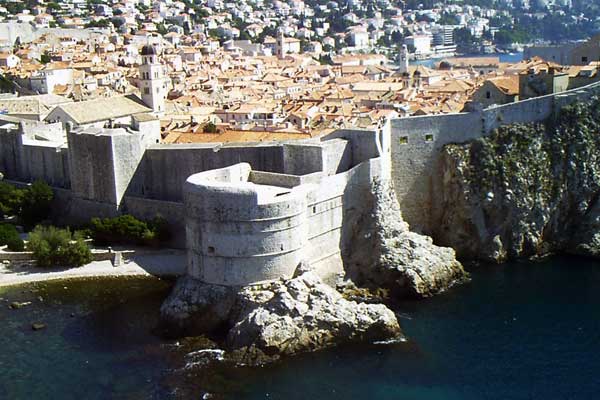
[373,337,408,345]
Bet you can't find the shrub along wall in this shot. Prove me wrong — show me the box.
[89,214,171,247]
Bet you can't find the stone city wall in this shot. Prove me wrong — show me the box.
[391,80,600,235]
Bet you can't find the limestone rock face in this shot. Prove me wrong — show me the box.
[160,276,237,337]
[435,99,600,261]
[226,268,402,365]
[346,179,468,298]
[160,265,402,365]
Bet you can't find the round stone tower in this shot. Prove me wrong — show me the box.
[183,164,310,286]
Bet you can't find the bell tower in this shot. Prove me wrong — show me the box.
[399,44,409,74]
[139,44,166,115]
[276,29,286,59]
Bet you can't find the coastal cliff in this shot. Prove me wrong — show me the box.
[436,98,600,262]
[346,179,468,297]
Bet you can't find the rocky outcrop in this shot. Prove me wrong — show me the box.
[436,99,600,261]
[160,264,402,365]
[346,179,468,298]
[160,277,237,337]
[226,265,401,365]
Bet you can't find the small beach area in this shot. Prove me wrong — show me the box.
[0,251,186,288]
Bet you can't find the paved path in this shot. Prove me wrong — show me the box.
[0,252,186,288]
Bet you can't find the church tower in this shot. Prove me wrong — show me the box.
[139,44,167,115]
[398,44,409,74]
[276,29,286,59]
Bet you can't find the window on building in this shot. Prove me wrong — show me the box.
[208,246,215,255]
[144,88,150,95]
[582,56,588,63]
[399,136,409,144]
[486,91,491,99]
[425,134,434,142]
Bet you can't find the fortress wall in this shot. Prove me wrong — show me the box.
[391,112,483,233]
[67,128,146,207]
[111,133,145,205]
[322,128,380,166]
[305,158,381,281]
[249,170,303,188]
[21,142,70,188]
[141,144,284,202]
[321,138,352,175]
[390,80,600,235]
[182,157,381,286]
[482,95,555,132]
[282,142,323,175]
[0,127,24,179]
[67,131,118,204]
[65,197,121,223]
[22,121,64,142]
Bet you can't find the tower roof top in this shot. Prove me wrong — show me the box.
[140,44,157,56]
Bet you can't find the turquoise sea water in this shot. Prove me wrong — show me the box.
[2,256,600,399]
[414,52,524,68]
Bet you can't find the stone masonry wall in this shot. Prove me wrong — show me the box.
[391,80,600,235]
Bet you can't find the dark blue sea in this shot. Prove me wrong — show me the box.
[2,256,599,399]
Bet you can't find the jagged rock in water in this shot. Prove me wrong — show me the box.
[226,266,402,365]
[346,179,468,298]
[160,264,402,366]
[160,276,238,337]
[435,98,600,261]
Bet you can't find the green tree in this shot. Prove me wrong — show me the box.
[46,2,61,12]
[203,122,218,133]
[111,17,125,29]
[90,214,171,246]
[27,226,92,268]
[318,53,333,65]
[156,23,168,35]
[20,181,53,230]
[40,51,52,64]
[0,223,24,251]
[0,182,24,218]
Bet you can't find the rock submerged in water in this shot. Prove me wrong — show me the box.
[346,179,468,298]
[160,265,402,366]
[31,323,46,331]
